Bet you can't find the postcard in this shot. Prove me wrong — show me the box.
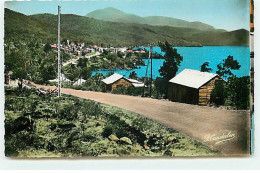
[3,0,254,158]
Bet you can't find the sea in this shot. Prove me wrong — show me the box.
[92,46,250,79]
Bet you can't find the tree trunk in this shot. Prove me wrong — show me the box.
[18,78,23,89]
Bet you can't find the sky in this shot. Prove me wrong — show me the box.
[5,0,250,31]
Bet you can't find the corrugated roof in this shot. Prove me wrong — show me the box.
[102,73,124,84]
[169,69,218,89]
[128,78,145,87]
[48,74,71,83]
[73,78,86,85]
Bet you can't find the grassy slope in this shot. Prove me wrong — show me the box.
[5,88,219,157]
[5,8,249,46]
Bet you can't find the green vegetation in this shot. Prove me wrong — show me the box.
[89,50,145,70]
[200,62,212,72]
[65,73,106,92]
[5,88,218,157]
[159,41,183,81]
[4,39,72,85]
[154,41,183,97]
[216,55,241,79]
[210,76,250,110]
[210,56,250,110]
[5,8,249,47]
[62,51,145,84]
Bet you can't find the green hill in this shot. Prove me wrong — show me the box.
[86,7,215,31]
[5,8,249,47]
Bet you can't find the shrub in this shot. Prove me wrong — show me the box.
[210,81,227,106]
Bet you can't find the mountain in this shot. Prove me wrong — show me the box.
[5,8,248,47]
[86,7,215,31]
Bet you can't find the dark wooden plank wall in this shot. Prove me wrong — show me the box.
[168,83,198,104]
[198,76,222,105]
[111,78,132,90]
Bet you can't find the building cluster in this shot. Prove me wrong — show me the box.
[50,41,146,58]
[102,69,225,106]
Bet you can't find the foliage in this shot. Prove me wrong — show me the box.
[200,62,212,72]
[225,76,250,109]
[5,88,217,157]
[6,8,248,48]
[129,71,137,79]
[210,81,227,106]
[158,41,183,81]
[72,73,106,92]
[154,77,168,98]
[4,40,59,85]
[111,85,144,97]
[210,76,250,110]
[216,55,241,79]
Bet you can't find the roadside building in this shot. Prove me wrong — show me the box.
[73,78,86,86]
[4,71,18,86]
[48,74,71,83]
[102,73,145,92]
[127,78,145,88]
[168,69,225,105]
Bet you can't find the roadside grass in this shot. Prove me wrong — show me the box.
[4,87,219,158]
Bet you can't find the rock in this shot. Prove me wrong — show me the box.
[143,144,150,150]
[167,136,179,143]
[107,147,115,154]
[108,134,119,142]
[116,146,131,156]
[135,144,142,151]
[120,137,132,145]
[163,149,174,156]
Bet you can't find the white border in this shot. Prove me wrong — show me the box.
[0,0,260,170]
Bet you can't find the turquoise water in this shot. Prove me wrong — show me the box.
[92,46,250,79]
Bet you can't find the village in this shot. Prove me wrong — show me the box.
[3,1,252,159]
[50,41,146,65]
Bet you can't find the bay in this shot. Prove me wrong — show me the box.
[92,46,250,79]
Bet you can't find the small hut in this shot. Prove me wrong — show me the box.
[102,73,144,92]
[73,78,86,86]
[168,69,225,105]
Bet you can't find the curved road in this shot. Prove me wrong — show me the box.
[30,83,251,156]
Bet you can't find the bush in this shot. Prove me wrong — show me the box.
[210,81,227,106]
[226,76,250,109]
[210,76,250,109]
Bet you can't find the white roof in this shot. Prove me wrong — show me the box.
[73,78,86,85]
[102,73,124,84]
[102,73,146,87]
[128,78,145,87]
[169,69,218,89]
[49,74,71,83]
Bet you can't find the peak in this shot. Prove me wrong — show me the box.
[103,7,120,11]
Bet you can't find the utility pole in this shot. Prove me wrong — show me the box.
[57,6,61,97]
[150,45,153,97]
[142,44,152,97]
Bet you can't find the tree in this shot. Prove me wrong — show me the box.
[158,41,183,81]
[210,81,227,106]
[5,47,30,88]
[81,67,92,80]
[226,76,250,109]
[200,62,212,72]
[216,55,241,79]
[129,71,137,79]
[154,77,168,98]
[106,71,114,77]
[43,43,52,53]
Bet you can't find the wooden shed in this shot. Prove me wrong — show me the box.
[102,73,145,92]
[168,69,225,105]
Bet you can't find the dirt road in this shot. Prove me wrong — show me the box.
[30,82,251,156]
[59,88,251,156]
